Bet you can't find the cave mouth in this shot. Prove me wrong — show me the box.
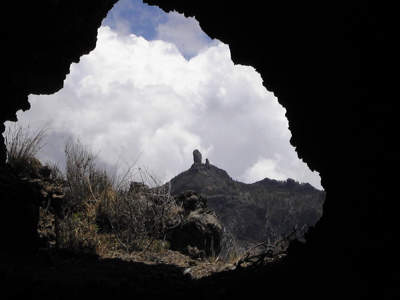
[1,2,398,297]
[8,0,322,191]
[1,0,325,263]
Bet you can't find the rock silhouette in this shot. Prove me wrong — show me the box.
[144,1,399,296]
[168,190,222,258]
[192,149,202,164]
[0,1,398,298]
[169,160,324,252]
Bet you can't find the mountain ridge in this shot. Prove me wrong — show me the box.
[168,162,325,252]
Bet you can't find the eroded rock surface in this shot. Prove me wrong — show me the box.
[168,190,222,258]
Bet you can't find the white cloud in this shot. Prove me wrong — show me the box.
[102,0,166,39]
[239,156,287,183]
[155,11,219,59]
[8,21,322,190]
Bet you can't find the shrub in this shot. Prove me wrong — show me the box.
[94,168,180,253]
[4,123,47,177]
[58,138,179,255]
[4,128,182,257]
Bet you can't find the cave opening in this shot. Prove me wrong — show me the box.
[3,0,325,263]
[6,0,322,191]
[2,1,397,297]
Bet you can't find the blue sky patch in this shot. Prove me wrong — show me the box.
[103,0,167,40]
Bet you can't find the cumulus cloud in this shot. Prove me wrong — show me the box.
[103,0,166,39]
[155,11,219,59]
[7,14,322,189]
[239,156,287,183]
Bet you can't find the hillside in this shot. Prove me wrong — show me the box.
[168,161,325,251]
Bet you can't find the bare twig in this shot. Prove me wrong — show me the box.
[235,224,309,268]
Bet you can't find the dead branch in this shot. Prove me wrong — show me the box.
[235,224,309,268]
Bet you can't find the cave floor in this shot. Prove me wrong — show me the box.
[0,248,392,299]
[0,248,281,299]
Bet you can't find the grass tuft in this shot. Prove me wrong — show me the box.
[4,123,47,177]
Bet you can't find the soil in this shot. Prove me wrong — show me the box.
[1,243,387,299]
[0,248,278,300]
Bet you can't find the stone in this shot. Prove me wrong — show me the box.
[168,190,222,257]
[0,166,43,253]
[193,149,202,164]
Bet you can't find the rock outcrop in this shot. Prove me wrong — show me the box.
[0,167,42,253]
[169,161,324,251]
[168,190,222,258]
[192,149,202,164]
[0,0,117,253]
[1,160,65,253]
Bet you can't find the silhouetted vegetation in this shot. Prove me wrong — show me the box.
[51,138,182,256]
[4,123,47,178]
[4,125,181,257]
[4,124,323,266]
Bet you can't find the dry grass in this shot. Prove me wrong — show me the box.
[4,123,47,176]
[56,138,180,256]
[5,125,292,268]
[3,125,180,257]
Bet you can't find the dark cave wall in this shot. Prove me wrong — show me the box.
[145,0,400,268]
[142,1,398,178]
[0,0,118,164]
[0,0,118,252]
[0,0,398,278]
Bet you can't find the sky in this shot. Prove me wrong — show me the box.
[5,0,322,190]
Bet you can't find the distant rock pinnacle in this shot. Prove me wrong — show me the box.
[193,149,202,164]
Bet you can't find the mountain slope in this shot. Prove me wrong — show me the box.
[168,162,325,250]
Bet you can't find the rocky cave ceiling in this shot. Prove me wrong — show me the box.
[0,0,398,281]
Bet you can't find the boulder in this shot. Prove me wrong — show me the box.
[168,190,222,258]
[0,167,42,253]
[0,161,66,253]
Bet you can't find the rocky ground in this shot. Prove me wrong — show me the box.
[1,151,296,299]
[0,247,288,300]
